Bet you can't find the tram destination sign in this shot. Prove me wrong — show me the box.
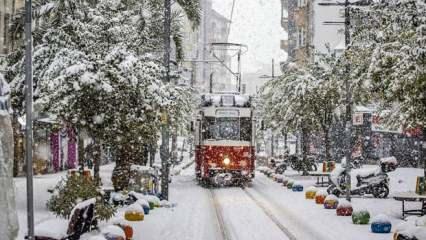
[216,109,239,117]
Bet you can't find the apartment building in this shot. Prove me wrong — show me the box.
[281,0,344,65]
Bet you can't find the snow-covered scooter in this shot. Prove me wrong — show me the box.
[327,157,398,198]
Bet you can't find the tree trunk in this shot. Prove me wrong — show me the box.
[143,144,149,166]
[149,144,156,167]
[324,127,331,161]
[171,129,178,164]
[301,126,310,175]
[0,113,19,239]
[78,130,85,172]
[92,141,101,184]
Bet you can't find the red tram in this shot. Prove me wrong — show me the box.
[193,93,256,186]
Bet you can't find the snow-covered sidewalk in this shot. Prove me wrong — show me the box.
[250,167,424,240]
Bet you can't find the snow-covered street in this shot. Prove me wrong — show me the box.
[14,161,426,240]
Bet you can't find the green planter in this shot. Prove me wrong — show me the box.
[352,210,370,224]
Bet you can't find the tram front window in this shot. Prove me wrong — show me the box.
[202,117,251,141]
[215,117,240,140]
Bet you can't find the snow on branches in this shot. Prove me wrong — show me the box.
[349,0,426,127]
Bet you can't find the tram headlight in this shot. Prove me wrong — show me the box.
[223,157,231,165]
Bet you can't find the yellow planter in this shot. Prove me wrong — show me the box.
[305,186,318,199]
[125,211,144,221]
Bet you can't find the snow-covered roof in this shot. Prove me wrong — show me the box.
[354,105,376,113]
[200,93,252,108]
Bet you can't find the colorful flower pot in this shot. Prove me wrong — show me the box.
[124,203,145,221]
[371,222,392,233]
[115,224,134,240]
[124,211,144,221]
[305,186,318,199]
[315,190,328,204]
[292,183,303,192]
[336,200,353,216]
[352,210,370,224]
[324,195,338,209]
[371,214,392,233]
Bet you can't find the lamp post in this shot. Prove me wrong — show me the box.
[24,0,35,238]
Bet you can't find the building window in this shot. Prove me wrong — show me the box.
[297,0,307,7]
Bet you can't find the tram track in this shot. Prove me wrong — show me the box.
[209,186,296,240]
[210,189,232,240]
[241,188,297,240]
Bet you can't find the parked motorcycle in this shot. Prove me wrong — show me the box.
[274,161,287,174]
[327,157,398,198]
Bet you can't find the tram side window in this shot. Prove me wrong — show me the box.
[202,117,216,140]
[240,118,252,141]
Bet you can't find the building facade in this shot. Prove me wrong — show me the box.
[195,0,230,93]
[0,0,23,54]
[281,0,344,66]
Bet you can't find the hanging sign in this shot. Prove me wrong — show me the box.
[353,113,364,126]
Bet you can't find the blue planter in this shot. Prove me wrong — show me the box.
[371,222,392,233]
[292,185,304,192]
[142,204,150,215]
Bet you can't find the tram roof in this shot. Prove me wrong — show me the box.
[200,93,252,108]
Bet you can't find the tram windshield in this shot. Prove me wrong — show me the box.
[202,117,251,141]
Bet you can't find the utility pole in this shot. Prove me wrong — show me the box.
[319,0,372,202]
[343,0,352,202]
[161,0,171,200]
[25,0,34,238]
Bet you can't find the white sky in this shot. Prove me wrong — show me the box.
[212,0,288,74]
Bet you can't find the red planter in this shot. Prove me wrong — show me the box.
[315,195,326,204]
[336,206,353,216]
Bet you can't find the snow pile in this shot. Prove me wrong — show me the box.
[88,235,107,240]
[126,203,144,213]
[143,195,161,206]
[337,199,352,208]
[315,190,328,197]
[69,198,96,218]
[380,156,398,165]
[306,186,318,192]
[137,199,150,208]
[131,164,153,173]
[101,225,125,239]
[111,192,127,202]
[324,194,338,201]
[355,168,380,178]
[160,200,176,208]
[234,95,250,106]
[34,219,69,239]
[371,214,391,223]
[292,181,302,186]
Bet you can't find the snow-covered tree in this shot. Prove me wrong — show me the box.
[260,60,339,164]
[348,0,426,128]
[6,0,199,188]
